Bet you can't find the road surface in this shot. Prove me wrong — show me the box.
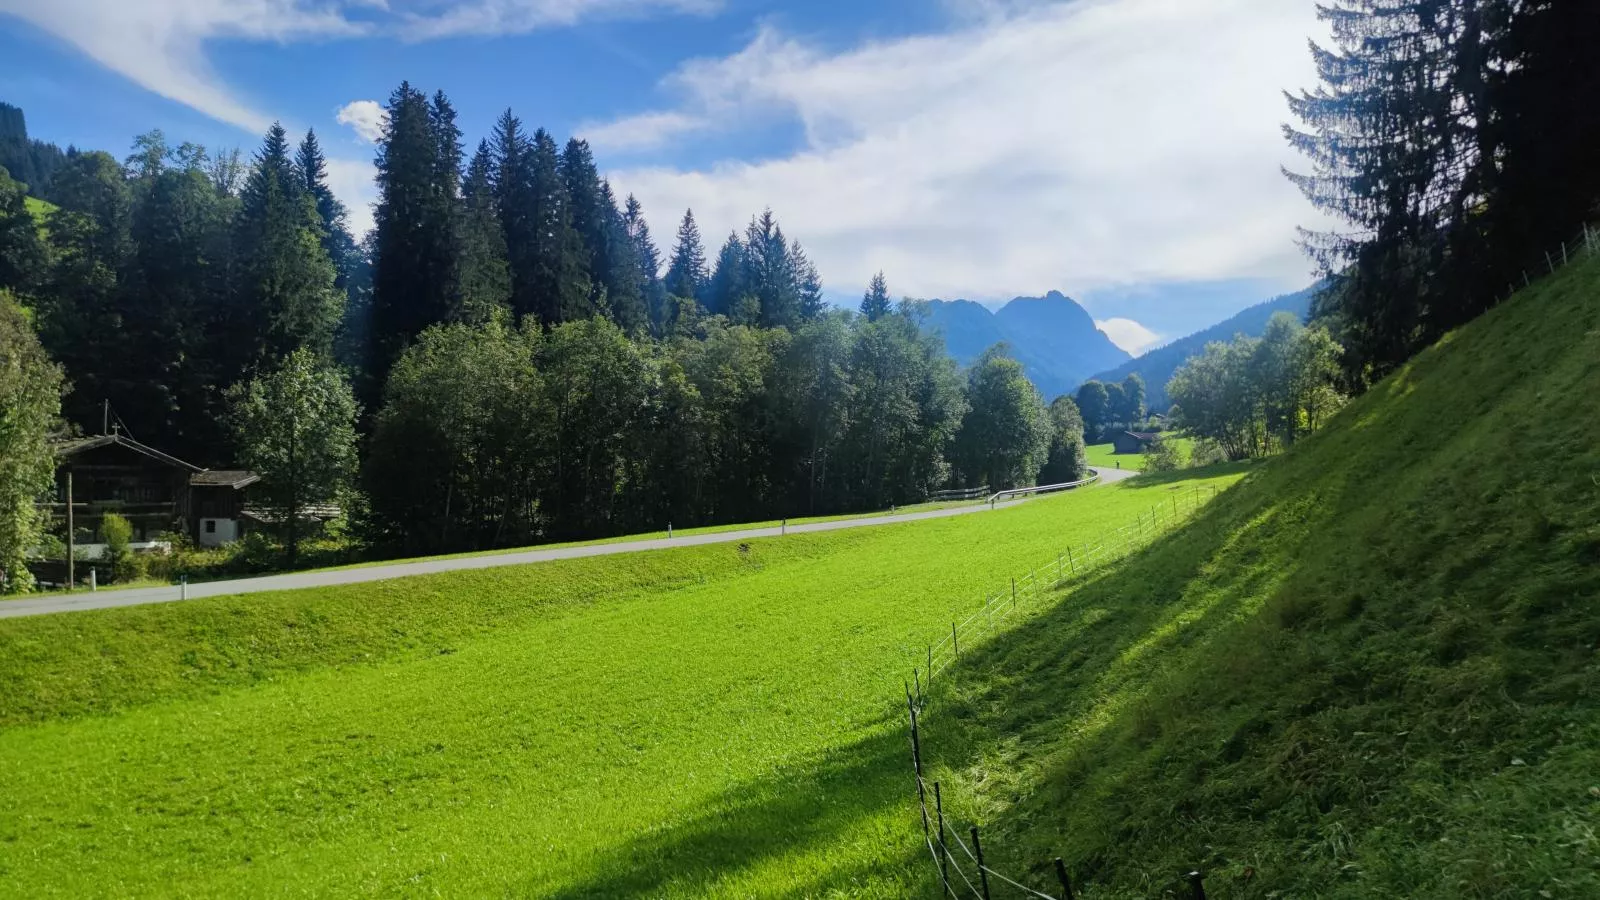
[1,467,1138,620]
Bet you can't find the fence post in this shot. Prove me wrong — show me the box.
[1054,858,1075,900]
[971,826,992,900]
[89,568,97,592]
[1187,870,1207,900]
[1547,250,1556,273]
[952,623,960,658]
[1067,546,1075,574]
[1011,578,1017,607]
[667,522,672,539]
[907,693,930,839]
[180,575,187,601]
[1562,241,1569,266]
[935,783,952,898]
[913,668,923,709]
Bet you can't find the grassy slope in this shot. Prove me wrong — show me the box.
[920,254,1600,896]
[0,472,1241,897]
[22,195,53,237]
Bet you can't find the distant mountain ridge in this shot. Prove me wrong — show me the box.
[1088,285,1318,411]
[920,290,1130,401]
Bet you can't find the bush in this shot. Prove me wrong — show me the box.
[1143,436,1181,473]
[100,514,142,583]
[1188,438,1228,468]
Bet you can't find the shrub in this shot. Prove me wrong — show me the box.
[100,514,142,583]
[1189,438,1229,468]
[1143,436,1181,473]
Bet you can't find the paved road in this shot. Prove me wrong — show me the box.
[1,468,1138,620]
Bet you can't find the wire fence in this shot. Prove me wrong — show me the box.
[900,484,1223,899]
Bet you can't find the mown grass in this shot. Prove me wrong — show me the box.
[912,253,1600,897]
[1086,436,1194,472]
[0,472,1240,897]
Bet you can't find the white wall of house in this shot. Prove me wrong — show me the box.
[198,518,240,548]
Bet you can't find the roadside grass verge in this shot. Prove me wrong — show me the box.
[0,471,1240,897]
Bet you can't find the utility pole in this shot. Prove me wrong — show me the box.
[65,468,74,591]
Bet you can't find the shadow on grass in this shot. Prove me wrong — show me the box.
[532,493,1295,899]
[537,720,929,898]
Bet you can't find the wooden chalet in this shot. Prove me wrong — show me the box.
[51,432,259,550]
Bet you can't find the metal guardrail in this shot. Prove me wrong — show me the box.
[985,471,1101,506]
[930,486,990,501]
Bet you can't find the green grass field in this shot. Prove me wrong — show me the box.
[911,252,1600,896]
[1086,435,1194,472]
[0,472,1240,897]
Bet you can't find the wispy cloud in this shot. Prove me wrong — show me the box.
[605,0,1331,303]
[394,0,720,41]
[0,0,366,132]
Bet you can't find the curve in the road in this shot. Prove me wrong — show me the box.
[1,467,1138,620]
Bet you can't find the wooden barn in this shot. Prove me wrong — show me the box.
[50,432,259,551]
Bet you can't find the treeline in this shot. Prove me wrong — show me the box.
[1168,313,1344,461]
[0,83,1087,574]
[1071,374,1146,443]
[1289,0,1600,383]
[0,103,69,200]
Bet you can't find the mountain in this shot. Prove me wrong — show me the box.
[921,290,1130,400]
[1088,285,1317,411]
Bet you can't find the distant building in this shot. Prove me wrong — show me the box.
[50,432,259,552]
[1112,431,1162,456]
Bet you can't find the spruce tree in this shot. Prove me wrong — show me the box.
[371,83,461,387]
[743,209,800,328]
[528,129,587,325]
[490,110,539,323]
[233,122,341,375]
[457,140,512,323]
[790,242,825,320]
[860,271,891,321]
[623,194,669,336]
[295,129,359,292]
[664,208,709,305]
[707,231,747,319]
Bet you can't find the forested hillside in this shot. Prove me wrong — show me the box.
[922,290,1128,400]
[1089,285,1314,411]
[0,87,1090,584]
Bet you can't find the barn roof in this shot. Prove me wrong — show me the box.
[1124,431,1162,441]
[190,470,260,489]
[54,433,203,473]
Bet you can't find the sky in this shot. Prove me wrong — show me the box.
[0,0,1332,355]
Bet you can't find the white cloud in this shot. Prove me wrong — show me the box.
[394,0,720,40]
[336,100,389,143]
[1095,317,1162,355]
[325,155,378,238]
[605,0,1333,305]
[0,0,365,132]
[578,111,707,152]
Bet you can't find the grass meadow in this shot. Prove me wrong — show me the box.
[0,472,1240,897]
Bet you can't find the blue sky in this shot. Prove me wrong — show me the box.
[0,0,1331,354]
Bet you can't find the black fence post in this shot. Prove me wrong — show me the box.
[913,667,923,710]
[935,783,951,898]
[1053,858,1074,900]
[1187,870,1207,900]
[952,623,960,658]
[907,692,929,839]
[971,826,992,900]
